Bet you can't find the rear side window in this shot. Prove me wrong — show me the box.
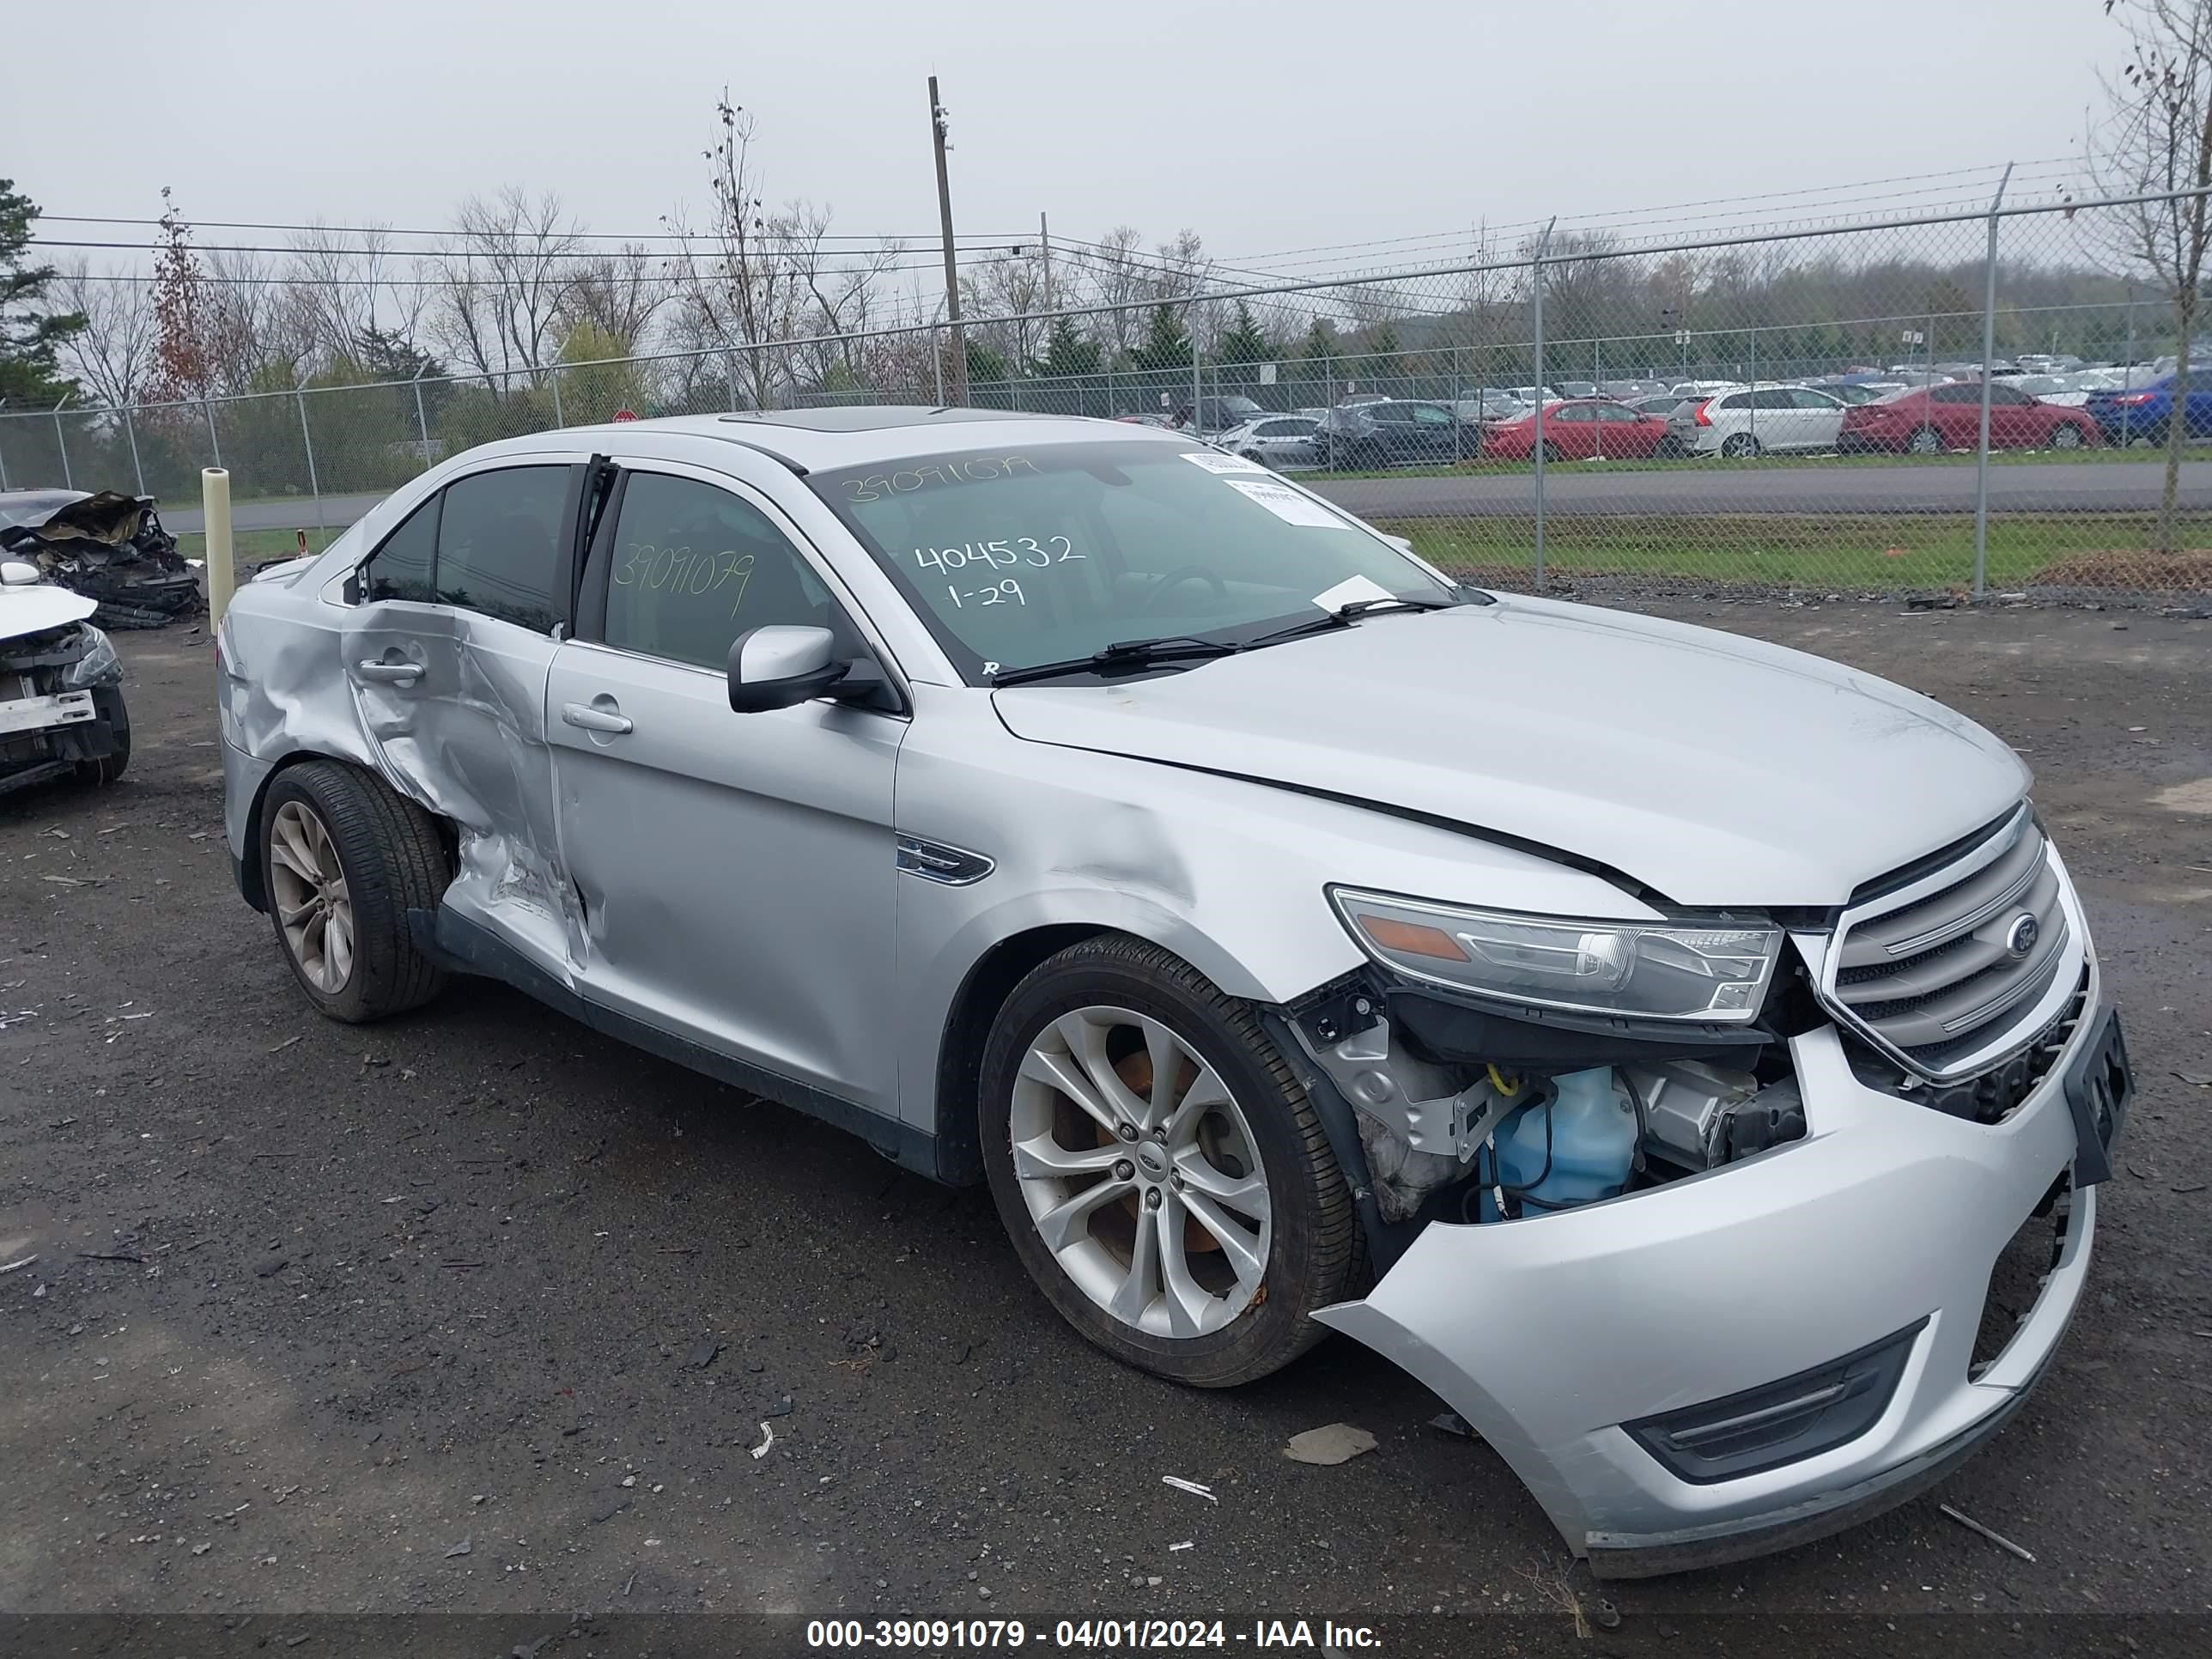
[599,472,836,672]
[434,466,568,632]
[365,496,438,603]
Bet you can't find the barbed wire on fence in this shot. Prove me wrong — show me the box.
[6,185,2210,611]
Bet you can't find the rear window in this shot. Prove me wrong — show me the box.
[434,466,568,631]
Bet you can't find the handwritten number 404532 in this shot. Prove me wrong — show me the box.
[911,538,1078,572]
[614,544,760,619]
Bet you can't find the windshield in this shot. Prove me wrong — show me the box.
[807,439,1454,681]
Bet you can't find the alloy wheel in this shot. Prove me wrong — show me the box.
[269,799,355,993]
[1009,1005,1272,1339]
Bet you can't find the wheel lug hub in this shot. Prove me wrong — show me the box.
[1144,1188,1163,1211]
[1116,1122,1139,1142]
[1113,1159,1134,1182]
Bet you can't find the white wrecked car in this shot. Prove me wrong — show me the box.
[1,557,129,797]
[215,410,2133,1575]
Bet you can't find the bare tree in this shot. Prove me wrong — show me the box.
[283,222,394,368]
[663,95,817,407]
[2088,0,2212,550]
[559,246,672,356]
[54,257,158,407]
[1079,225,1152,355]
[431,187,584,386]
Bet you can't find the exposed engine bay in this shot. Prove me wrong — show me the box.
[0,489,204,629]
[1286,977,1808,1232]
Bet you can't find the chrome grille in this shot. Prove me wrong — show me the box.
[1820,809,2081,1081]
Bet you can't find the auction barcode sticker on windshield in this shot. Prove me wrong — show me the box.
[1222,477,1345,527]
[1179,451,1270,474]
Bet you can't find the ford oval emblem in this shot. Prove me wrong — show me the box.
[2005,913,2040,957]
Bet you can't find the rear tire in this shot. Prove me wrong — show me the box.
[1719,432,1761,459]
[260,759,450,1024]
[1539,440,1564,464]
[978,935,1358,1389]
[1906,425,1944,455]
[2051,423,2084,450]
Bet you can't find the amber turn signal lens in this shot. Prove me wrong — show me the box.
[1357,915,1469,961]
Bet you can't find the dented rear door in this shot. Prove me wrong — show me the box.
[342,461,582,984]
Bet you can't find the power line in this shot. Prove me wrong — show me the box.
[38,212,1028,244]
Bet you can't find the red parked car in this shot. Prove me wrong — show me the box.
[1481,398,1672,462]
[1838,381,2100,454]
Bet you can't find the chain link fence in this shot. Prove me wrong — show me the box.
[8,187,2211,611]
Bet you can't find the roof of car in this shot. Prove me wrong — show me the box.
[521,407,1168,471]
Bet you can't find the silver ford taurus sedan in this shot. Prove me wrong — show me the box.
[217,408,2132,1576]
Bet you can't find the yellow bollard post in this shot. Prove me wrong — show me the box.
[202,467,234,626]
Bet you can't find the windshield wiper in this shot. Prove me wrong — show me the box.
[990,635,1242,688]
[1241,592,1468,653]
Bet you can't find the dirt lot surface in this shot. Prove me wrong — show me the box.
[3,600,2208,1656]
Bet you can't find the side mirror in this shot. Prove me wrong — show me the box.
[727,624,849,713]
[1,560,41,586]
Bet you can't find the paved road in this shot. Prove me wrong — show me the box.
[2,607,2204,1654]
[164,460,2212,538]
[1313,458,2212,519]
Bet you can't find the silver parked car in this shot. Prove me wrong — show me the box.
[1213,414,1322,469]
[218,408,2131,1577]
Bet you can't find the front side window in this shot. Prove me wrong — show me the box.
[599,472,835,672]
[809,441,1455,680]
[434,466,568,631]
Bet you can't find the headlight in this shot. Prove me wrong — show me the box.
[1330,887,1783,1023]
[63,623,122,690]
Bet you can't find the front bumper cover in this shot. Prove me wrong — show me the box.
[1313,970,2108,1577]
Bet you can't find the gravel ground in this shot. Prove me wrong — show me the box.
[2,602,2207,1656]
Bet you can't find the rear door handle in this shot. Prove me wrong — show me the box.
[357,659,422,684]
[562,701,633,735]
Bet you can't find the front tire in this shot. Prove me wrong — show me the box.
[978,936,1358,1388]
[260,760,449,1023]
[1906,424,1945,455]
[2051,422,2084,449]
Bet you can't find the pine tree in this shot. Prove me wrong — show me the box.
[1129,304,1193,373]
[1036,315,1102,380]
[0,179,83,404]
[1216,301,1273,368]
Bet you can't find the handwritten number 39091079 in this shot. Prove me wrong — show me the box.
[613,543,759,619]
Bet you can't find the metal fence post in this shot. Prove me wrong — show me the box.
[411,368,431,470]
[124,406,145,495]
[2123,287,2136,447]
[1747,325,1757,448]
[204,398,223,470]
[0,405,13,491]
[1972,162,2014,600]
[550,367,565,429]
[295,382,326,538]
[1532,219,1555,588]
[52,395,72,489]
[1192,326,1202,435]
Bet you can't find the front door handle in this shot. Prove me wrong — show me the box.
[562,701,634,735]
[357,659,422,685]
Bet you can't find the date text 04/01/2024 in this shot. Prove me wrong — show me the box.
[802,1618,1382,1649]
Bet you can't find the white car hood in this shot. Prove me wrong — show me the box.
[0,582,98,641]
[991,596,2030,908]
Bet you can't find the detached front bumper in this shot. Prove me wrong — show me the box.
[1315,974,2112,1577]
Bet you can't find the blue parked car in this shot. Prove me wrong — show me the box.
[2084,373,2212,446]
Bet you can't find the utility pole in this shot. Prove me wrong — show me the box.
[929,76,968,406]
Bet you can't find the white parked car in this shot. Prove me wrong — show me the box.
[1214,414,1322,469]
[1674,385,1850,458]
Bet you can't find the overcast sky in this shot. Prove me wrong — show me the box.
[9,0,2118,273]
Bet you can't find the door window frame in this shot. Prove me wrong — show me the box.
[352,460,586,637]
[568,458,913,714]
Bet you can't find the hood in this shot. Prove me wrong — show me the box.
[0,580,100,639]
[991,597,2029,908]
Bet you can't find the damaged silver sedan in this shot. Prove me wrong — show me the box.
[216,410,2133,1575]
